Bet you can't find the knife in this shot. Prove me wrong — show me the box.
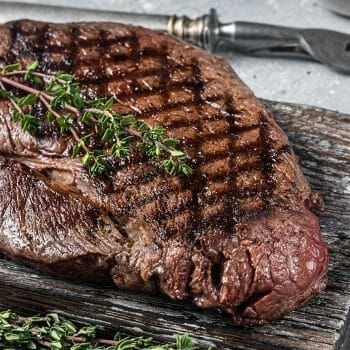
[2,0,350,73]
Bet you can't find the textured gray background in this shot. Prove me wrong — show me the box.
[0,0,350,113]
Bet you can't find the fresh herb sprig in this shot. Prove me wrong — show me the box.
[0,62,192,177]
[0,309,199,350]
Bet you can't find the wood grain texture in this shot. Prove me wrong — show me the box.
[0,100,349,350]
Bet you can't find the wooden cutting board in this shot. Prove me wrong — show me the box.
[0,100,349,350]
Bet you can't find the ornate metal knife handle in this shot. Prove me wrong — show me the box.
[167,8,350,73]
[168,9,301,54]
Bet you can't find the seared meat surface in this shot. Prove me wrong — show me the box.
[0,20,328,324]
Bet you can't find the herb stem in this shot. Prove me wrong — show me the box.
[4,70,62,82]
[60,335,118,345]
[0,75,81,116]
[5,70,67,83]
[0,63,192,176]
[37,339,52,348]
[0,80,22,115]
[0,309,198,350]
[84,108,112,117]
[39,94,90,155]
[92,338,118,345]
[85,108,171,155]
[127,126,170,153]
[7,320,119,347]
[0,76,44,96]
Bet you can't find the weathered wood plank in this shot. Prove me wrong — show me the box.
[0,100,349,350]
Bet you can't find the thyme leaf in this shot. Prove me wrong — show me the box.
[0,61,192,177]
[0,309,201,349]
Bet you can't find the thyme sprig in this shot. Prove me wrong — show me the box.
[0,309,199,349]
[0,62,192,177]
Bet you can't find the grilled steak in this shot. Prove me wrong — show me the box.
[0,20,328,324]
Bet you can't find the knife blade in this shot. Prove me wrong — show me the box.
[2,1,350,73]
[320,0,350,17]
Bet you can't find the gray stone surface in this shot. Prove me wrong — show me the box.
[0,0,349,113]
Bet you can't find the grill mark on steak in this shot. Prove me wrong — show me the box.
[101,143,290,221]
[132,136,290,233]
[259,113,278,211]
[68,27,82,79]
[148,44,175,230]
[126,42,176,232]
[0,20,328,325]
[112,157,263,196]
[118,33,141,101]
[107,135,271,197]
[167,117,260,130]
[98,40,212,238]
[5,21,20,63]
[109,78,202,101]
[32,24,50,68]
[181,61,207,239]
[224,96,242,232]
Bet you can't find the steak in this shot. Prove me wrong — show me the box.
[0,20,328,324]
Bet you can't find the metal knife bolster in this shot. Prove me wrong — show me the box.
[167,9,218,52]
